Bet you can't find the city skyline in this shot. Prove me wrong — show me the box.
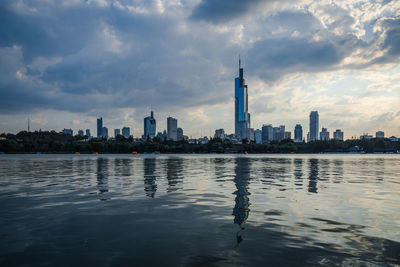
[0,1,399,138]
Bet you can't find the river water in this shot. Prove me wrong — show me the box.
[0,154,399,266]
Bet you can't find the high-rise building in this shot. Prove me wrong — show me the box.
[333,129,344,141]
[144,111,156,139]
[262,124,273,143]
[254,129,262,144]
[167,117,178,141]
[241,128,254,141]
[309,111,319,142]
[284,131,291,140]
[320,128,329,140]
[114,129,120,137]
[102,127,108,139]
[97,117,103,138]
[294,124,303,142]
[279,125,285,141]
[376,131,384,138]
[122,127,130,139]
[85,129,91,137]
[78,130,84,137]
[234,58,250,139]
[62,128,73,136]
[177,128,184,141]
[214,129,226,139]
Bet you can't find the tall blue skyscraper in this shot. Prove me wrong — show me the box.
[309,111,319,142]
[97,117,103,138]
[144,111,156,139]
[235,57,250,138]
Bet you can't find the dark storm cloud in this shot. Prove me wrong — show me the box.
[0,0,399,116]
[190,0,268,24]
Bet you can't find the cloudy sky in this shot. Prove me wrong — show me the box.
[0,0,399,139]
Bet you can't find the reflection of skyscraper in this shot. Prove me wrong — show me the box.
[309,111,319,142]
[96,158,109,200]
[293,158,303,187]
[235,58,251,139]
[144,158,157,198]
[232,157,251,244]
[166,158,183,192]
[308,159,319,193]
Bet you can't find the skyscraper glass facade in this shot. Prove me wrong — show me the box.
[309,111,319,142]
[97,117,103,138]
[235,58,250,138]
[144,111,156,139]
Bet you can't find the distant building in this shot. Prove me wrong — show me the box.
[307,132,310,143]
[320,128,329,141]
[62,128,73,136]
[389,136,398,142]
[102,127,108,139]
[177,128,184,141]
[156,132,165,140]
[254,129,262,144]
[376,131,384,138]
[167,117,178,141]
[333,129,343,141]
[114,129,120,137]
[97,117,103,138]
[144,111,156,139]
[241,128,254,141]
[85,129,91,137]
[214,129,226,140]
[234,57,251,139]
[122,127,130,139]
[360,134,373,140]
[262,124,273,143]
[284,131,291,140]
[294,124,303,142]
[309,111,319,141]
[78,130,84,137]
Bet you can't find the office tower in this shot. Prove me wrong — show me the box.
[62,128,73,136]
[284,131,291,140]
[78,130,84,137]
[114,129,120,137]
[333,129,344,141]
[309,111,319,141]
[122,127,130,139]
[320,128,329,140]
[307,132,310,143]
[102,127,108,139]
[156,132,164,140]
[234,57,250,139]
[262,124,273,143]
[167,117,178,141]
[86,129,91,137]
[294,124,303,142]
[279,125,285,141]
[254,129,262,144]
[97,117,103,138]
[241,128,254,141]
[144,111,156,139]
[376,131,384,138]
[214,129,226,139]
[177,128,184,141]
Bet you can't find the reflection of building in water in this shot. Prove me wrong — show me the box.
[293,158,304,188]
[308,159,319,193]
[232,158,251,245]
[333,159,344,183]
[166,158,183,192]
[96,158,109,199]
[144,158,157,198]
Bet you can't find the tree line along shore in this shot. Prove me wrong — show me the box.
[0,131,399,154]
